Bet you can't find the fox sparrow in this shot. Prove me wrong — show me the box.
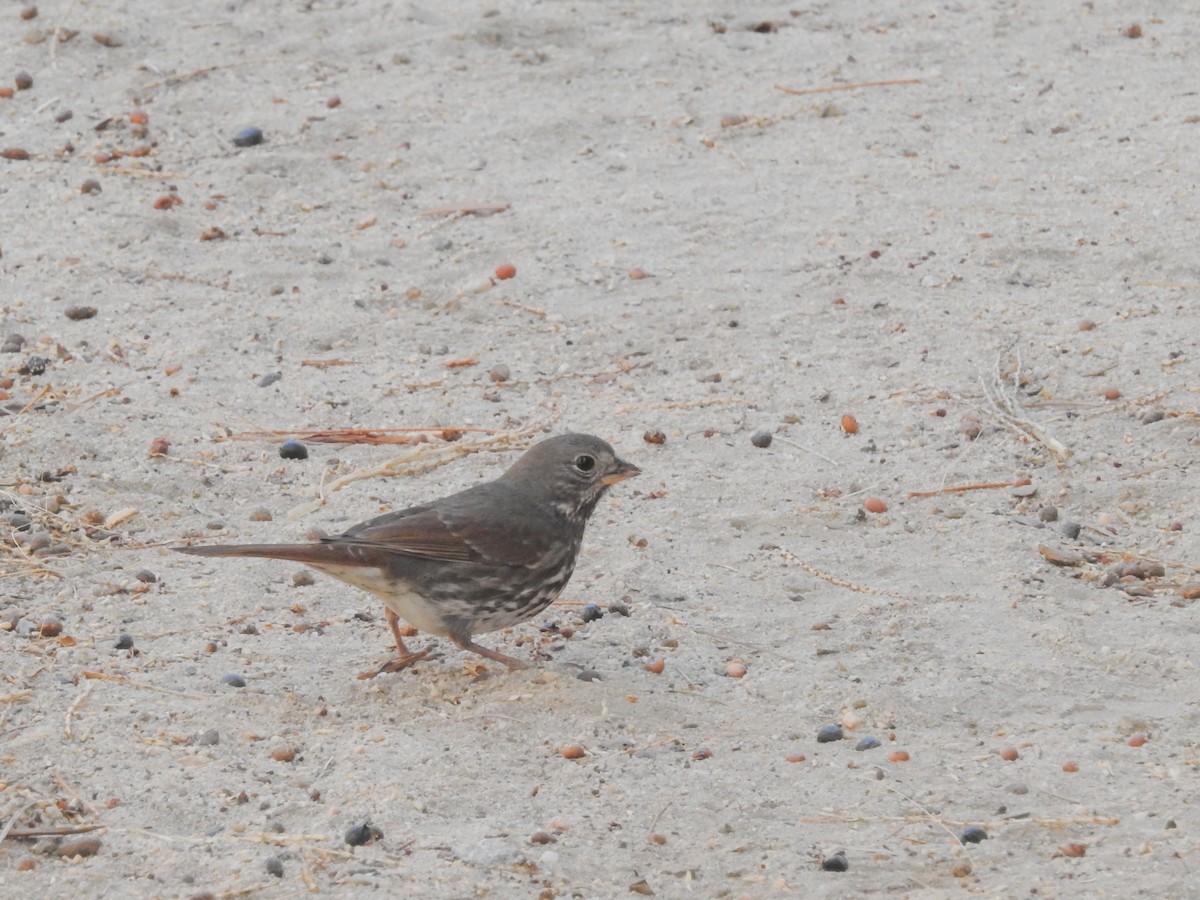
[176,433,640,675]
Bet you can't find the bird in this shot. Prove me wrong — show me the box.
[175,433,640,676]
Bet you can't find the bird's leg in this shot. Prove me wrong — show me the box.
[450,633,530,671]
[356,609,435,679]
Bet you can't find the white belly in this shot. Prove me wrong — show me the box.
[312,564,452,637]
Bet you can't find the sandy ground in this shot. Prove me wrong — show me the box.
[2,1,1199,897]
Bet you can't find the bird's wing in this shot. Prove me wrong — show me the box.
[334,485,553,567]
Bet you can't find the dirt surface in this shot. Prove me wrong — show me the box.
[2,1,1198,897]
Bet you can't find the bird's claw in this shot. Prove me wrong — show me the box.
[357,646,437,679]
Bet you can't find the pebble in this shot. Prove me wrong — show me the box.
[196,728,220,746]
[279,440,308,460]
[114,633,133,650]
[57,838,102,858]
[56,109,73,123]
[2,148,31,160]
[580,604,603,623]
[750,429,773,448]
[1038,505,1058,522]
[1008,783,1029,795]
[817,724,844,743]
[231,126,264,147]
[221,673,246,688]
[643,429,667,444]
[433,236,452,251]
[15,71,33,91]
[345,822,382,847]
[608,603,630,616]
[134,569,157,583]
[1061,521,1082,540]
[959,826,988,844]
[258,371,282,388]
[264,856,284,878]
[2,333,25,352]
[854,736,881,751]
[292,571,314,587]
[575,670,602,682]
[1141,409,1165,425]
[19,356,48,375]
[488,364,510,383]
[820,851,848,872]
[37,616,62,637]
[80,178,101,194]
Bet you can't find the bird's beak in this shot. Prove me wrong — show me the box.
[601,458,641,486]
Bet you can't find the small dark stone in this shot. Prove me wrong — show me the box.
[134,568,157,583]
[1061,521,1082,540]
[80,178,101,194]
[2,333,25,352]
[1038,505,1058,522]
[959,826,988,844]
[608,603,631,617]
[854,736,881,751]
[18,356,48,376]
[292,570,315,587]
[264,856,284,878]
[575,669,602,682]
[64,306,97,320]
[279,440,308,460]
[1141,409,1165,425]
[231,126,264,147]
[196,728,220,746]
[344,822,382,847]
[15,71,33,91]
[750,429,773,448]
[580,604,604,623]
[56,109,74,123]
[816,724,844,743]
[114,633,134,650]
[258,371,282,388]
[221,673,246,688]
[820,850,849,872]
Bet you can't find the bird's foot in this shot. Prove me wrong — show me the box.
[357,646,437,679]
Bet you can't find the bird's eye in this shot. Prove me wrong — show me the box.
[574,454,596,473]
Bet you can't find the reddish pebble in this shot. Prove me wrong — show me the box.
[785,754,807,763]
[647,833,666,845]
[327,96,341,108]
[38,618,63,637]
[644,658,665,674]
[152,195,182,209]
[148,437,169,457]
[270,747,297,762]
[2,148,30,160]
[21,5,38,20]
[1000,747,1019,761]
[560,744,586,759]
[628,268,648,280]
[1128,732,1148,747]
[15,72,33,91]
[692,748,713,760]
[57,838,102,858]
[840,413,859,434]
[494,263,516,280]
[1121,24,1142,38]
[863,497,888,514]
[1101,387,1121,401]
[0,88,13,99]
[1060,842,1087,858]
[1062,761,1079,772]
[888,750,910,762]
[725,660,747,678]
